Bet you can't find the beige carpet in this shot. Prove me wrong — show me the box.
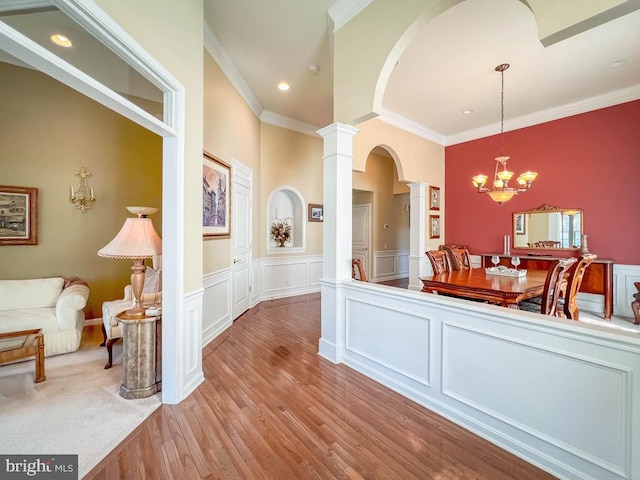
[0,331,161,478]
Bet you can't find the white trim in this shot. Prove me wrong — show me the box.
[612,264,640,318]
[266,185,307,254]
[378,86,640,147]
[2,0,196,404]
[0,0,51,12]
[202,268,232,346]
[446,84,640,146]
[371,249,409,282]
[338,280,640,480]
[259,255,323,300]
[203,22,262,119]
[378,108,446,145]
[260,110,320,137]
[328,0,373,32]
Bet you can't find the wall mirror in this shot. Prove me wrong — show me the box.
[513,204,583,251]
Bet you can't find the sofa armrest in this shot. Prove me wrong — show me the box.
[56,284,90,330]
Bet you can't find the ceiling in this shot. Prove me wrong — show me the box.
[204,0,640,144]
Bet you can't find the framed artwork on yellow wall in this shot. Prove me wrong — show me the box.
[429,186,440,210]
[203,151,231,239]
[429,215,440,239]
[0,185,38,246]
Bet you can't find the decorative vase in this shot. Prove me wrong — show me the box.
[278,239,286,247]
[581,234,589,254]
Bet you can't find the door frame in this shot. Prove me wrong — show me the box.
[231,159,253,320]
[0,0,189,403]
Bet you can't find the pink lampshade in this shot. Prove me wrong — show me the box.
[98,218,162,259]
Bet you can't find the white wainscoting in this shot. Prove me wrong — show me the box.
[371,249,409,282]
[202,268,232,347]
[613,264,640,318]
[333,280,640,480]
[259,255,323,300]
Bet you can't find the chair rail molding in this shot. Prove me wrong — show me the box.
[371,249,409,282]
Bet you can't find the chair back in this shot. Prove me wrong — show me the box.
[562,254,597,320]
[539,257,577,316]
[352,258,367,282]
[426,250,450,275]
[442,245,471,271]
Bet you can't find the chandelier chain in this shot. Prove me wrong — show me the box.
[500,67,505,156]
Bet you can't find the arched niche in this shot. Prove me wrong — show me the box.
[266,185,306,254]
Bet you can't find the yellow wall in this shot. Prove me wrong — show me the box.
[353,153,410,252]
[203,52,261,273]
[260,123,324,257]
[0,63,162,318]
[95,0,204,293]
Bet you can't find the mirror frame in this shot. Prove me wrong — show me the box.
[513,204,583,251]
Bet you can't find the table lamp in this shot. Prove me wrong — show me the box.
[98,206,162,318]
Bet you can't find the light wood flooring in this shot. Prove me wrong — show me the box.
[85,293,556,479]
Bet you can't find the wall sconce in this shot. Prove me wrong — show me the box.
[69,166,96,213]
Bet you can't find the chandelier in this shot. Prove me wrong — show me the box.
[471,64,538,205]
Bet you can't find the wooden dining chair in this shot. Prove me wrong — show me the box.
[426,250,450,275]
[441,245,471,271]
[352,258,368,282]
[519,257,577,316]
[560,254,597,320]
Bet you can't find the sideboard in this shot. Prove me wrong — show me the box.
[480,254,613,319]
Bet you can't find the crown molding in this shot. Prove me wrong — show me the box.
[446,83,640,145]
[260,110,320,137]
[203,22,262,120]
[328,0,372,31]
[378,108,446,145]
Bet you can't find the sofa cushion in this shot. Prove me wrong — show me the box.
[0,277,65,311]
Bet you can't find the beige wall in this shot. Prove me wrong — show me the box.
[203,52,261,273]
[0,63,162,318]
[95,0,204,293]
[353,153,409,253]
[260,123,324,257]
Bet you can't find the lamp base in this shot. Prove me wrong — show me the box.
[121,305,147,319]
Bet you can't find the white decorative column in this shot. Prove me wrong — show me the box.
[409,182,430,291]
[316,122,359,363]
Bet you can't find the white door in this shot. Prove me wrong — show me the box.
[232,161,252,320]
[352,204,371,279]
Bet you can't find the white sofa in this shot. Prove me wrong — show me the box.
[0,277,90,356]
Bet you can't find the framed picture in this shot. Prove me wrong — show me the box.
[203,151,231,239]
[515,213,526,234]
[429,186,440,210]
[308,203,323,222]
[0,185,38,245]
[429,215,440,239]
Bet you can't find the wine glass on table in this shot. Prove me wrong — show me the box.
[491,256,500,269]
[511,256,521,270]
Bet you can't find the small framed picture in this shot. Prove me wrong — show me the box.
[203,151,231,239]
[308,203,323,222]
[0,185,38,246]
[515,213,526,235]
[429,215,440,239]
[429,186,440,210]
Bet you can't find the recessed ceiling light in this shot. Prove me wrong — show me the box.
[610,59,626,68]
[51,34,72,47]
[278,82,290,91]
[463,109,474,114]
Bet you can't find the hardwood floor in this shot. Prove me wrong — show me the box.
[85,293,556,479]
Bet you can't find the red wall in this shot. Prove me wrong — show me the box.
[445,100,640,265]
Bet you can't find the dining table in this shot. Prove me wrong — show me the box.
[420,268,548,308]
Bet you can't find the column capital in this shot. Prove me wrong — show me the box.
[316,122,360,139]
